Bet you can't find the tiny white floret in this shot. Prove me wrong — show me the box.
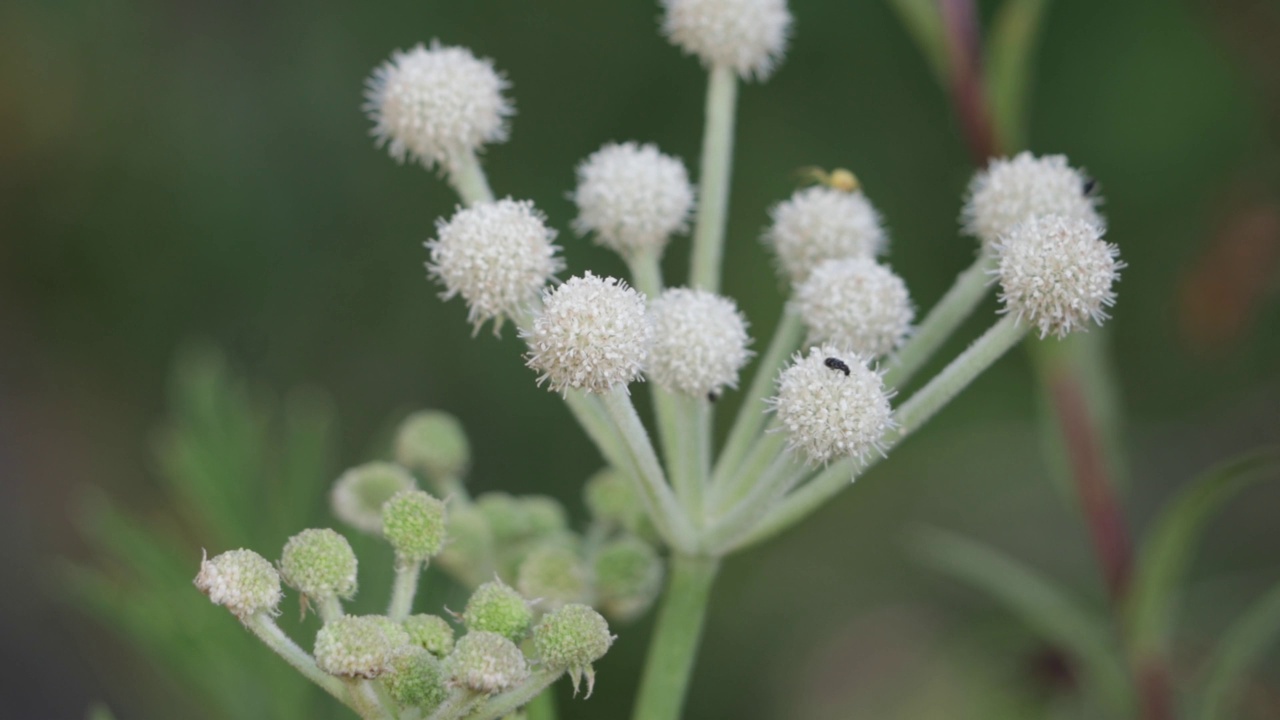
[524,272,652,394]
[195,549,283,620]
[427,199,563,333]
[993,214,1123,339]
[963,151,1103,249]
[794,258,914,358]
[365,42,513,172]
[573,142,694,257]
[770,345,894,465]
[661,0,793,80]
[646,288,752,397]
[765,186,887,285]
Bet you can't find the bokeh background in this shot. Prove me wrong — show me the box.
[3,0,1279,718]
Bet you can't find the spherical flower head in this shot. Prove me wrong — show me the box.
[516,544,590,611]
[404,614,456,657]
[770,345,894,465]
[446,631,530,694]
[385,647,448,711]
[583,468,638,529]
[532,604,614,697]
[646,288,752,397]
[592,536,665,623]
[279,528,358,602]
[524,272,652,394]
[331,462,417,534]
[462,579,534,641]
[765,186,887,285]
[962,151,1104,249]
[364,42,512,172]
[520,495,569,538]
[394,410,470,485]
[380,489,448,564]
[437,503,496,589]
[195,549,282,620]
[428,199,563,333]
[661,0,792,80]
[314,615,408,679]
[993,214,1123,339]
[572,142,694,257]
[794,258,914,358]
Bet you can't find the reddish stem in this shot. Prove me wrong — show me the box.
[938,0,1002,163]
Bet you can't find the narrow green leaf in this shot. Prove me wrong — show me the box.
[86,703,116,720]
[1126,448,1280,657]
[985,0,1052,150]
[1198,581,1280,720]
[912,526,1132,714]
[886,0,949,87]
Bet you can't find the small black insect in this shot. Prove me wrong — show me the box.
[823,357,850,376]
[1081,175,1097,197]
[707,391,720,403]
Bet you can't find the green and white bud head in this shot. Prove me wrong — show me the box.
[404,614,456,657]
[993,214,1124,339]
[572,142,694,258]
[364,42,512,173]
[195,549,282,620]
[661,0,792,81]
[962,151,1104,249]
[476,492,533,545]
[446,631,530,694]
[647,288,752,397]
[331,461,417,535]
[592,536,664,622]
[532,604,614,697]
[438,503,496,588]
[517,544,590,612]
[520,495,568,538]
[314,615,408,679]
[583,467,637,529]
[462,578,534,641]
[524,272,652,394]
[765,186,887,285]
[794,257,914,358]
[279,528,358,602]
[385,646,448,711]
[381,489,448,564]
[428,199,564,333]
[770,345,894,465]
[394,410,470,484]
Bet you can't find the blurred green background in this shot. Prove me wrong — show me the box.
[2,0,1279,717]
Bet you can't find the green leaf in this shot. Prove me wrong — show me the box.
[984,0,1052,150]
[1197,580,1280,720]
[86,703,116,720]
[912,526,1132,714]
[1125,448,1280,658]
[886,0,949,87]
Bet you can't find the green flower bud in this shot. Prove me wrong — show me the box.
[394,410,471,485]
[331,462,416,534]
[314,615,408,679]
[404,614,455,657]
[437,503,495,588]
[195,549,282,620]
[447,631,530,694]
[385,646,448,711]
[532,604,613,697]
[583,468,657,540]
[520,496,567,537]
[381,489,448,563]
[593,537,664,622]
[516,544,589,612]
[279,528,358,601]
[476,492,531,544]
[462,579,533,641]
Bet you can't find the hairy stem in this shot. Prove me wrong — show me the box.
[689,64,738,293]
[448,149,495,206]
[345,679,396,720]
[244,613,353,709]
[627,251,664,299]
[318,596,345,623]
[654,389,710,528]
[388,560,422,622]
[469,669,562,720]
[427,688,481,720]
[708,422,787,513]
[631,555,720,720]
[884,254,994,389]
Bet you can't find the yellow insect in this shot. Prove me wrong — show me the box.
[796,166,861,193]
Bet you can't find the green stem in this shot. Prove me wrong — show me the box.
[244,613,353,710]
[654,389,709,528]
[563,391,631,476]
[708,422,787,513]
[706,452,808,553]
[318,595,344,623]
[884,254,994,390]
[448,148,495,206]
[631,555,720,720]
[711,311,803,492]
[469,669,562,720]
[524,687,559,720]
[388,560,422,621]
[345,679,396,720]
[627,251,664,298]
[735,314,1028,550]
[426,689,481,720]
[601,386,697,552]
[689,64,738,293]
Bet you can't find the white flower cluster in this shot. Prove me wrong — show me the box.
[794,257,913,358]
[770,345,894,465]
[573,142,695,257]
[660,0,793,80]
[647,288,752,397]
[765,186,887,285]
[963,152,1102,249]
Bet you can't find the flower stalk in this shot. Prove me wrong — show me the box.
[689,64,738,293]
